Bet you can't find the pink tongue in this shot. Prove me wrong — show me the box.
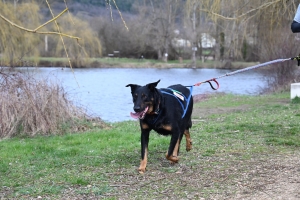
[130,112,143,119]
[130,107,149,119]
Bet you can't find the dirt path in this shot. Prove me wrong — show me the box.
[218,153,300,200]
[192,94,300,200]
[104,151,300,200]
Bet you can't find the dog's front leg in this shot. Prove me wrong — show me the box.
[166,130,181,163]
[139,127,150,173]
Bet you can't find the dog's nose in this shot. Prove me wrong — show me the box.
[134,106,141,112]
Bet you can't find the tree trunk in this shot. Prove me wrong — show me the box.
[157,49,162,60]
[191,4,196,68]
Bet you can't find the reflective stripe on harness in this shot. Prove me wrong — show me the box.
[160,86,193,118]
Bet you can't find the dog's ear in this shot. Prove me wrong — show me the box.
[146,80,160,91]
[126,84,140,94]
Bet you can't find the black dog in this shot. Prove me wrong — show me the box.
[126,80,193,173]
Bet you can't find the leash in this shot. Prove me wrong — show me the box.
[190,55,300,90]
[149,55,300,123]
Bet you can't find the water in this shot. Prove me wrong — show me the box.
[18,67,267,122]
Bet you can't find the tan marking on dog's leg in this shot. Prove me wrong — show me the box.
[162,124,172,131]
[184,130,192,151]
[166,139,180,164]
[172,139,180,157]
[138,148,147,174]
[141,123,149,129]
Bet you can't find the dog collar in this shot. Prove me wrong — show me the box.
[148,108,162,124]
[149,105,160,115]
[154,105,160,114]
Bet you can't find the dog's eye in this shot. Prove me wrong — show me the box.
[133,94,137,101]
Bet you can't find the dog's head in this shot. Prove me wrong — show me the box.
[126,80,161,119]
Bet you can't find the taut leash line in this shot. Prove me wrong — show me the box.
[192,56,300,90]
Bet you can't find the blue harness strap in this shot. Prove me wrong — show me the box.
[160,86,193,118]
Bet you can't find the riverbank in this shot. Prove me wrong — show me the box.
[1,92,299,199]
[45,59,259,69]
[11,57,259,69]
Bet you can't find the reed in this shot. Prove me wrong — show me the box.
[0,70,95,138]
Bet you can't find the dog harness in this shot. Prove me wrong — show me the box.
[160,86,193,118]
[147,86,193,125]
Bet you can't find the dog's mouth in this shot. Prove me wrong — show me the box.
[130,106,149,119]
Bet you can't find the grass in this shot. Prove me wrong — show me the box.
[1,92,300,199]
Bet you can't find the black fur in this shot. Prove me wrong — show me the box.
[126,80,193,173]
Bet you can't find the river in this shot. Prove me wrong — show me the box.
[18,67,267,122]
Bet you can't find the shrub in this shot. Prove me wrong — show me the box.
[260,27,300,93]
[0,69,103,138]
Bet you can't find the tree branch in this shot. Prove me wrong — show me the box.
[34,8,68,32]
[200,0,281,21]
[0,8,80,40]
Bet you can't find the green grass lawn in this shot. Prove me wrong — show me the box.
[1,92,300,199]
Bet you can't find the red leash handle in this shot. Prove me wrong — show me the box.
[205,78,219,90]
[194,78,219,90]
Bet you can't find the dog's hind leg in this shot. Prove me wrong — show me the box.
[184,118,193,151]
[184,129,192,151]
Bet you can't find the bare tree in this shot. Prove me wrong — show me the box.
[199,0,298,62]
[184,0,202,67]
[143,0,180,61]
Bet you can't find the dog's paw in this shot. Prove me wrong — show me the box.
[186,141,192,151]
[138,167,146,174]
[166,154,179,163]
[169,160,177,165]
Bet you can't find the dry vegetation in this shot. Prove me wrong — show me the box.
[0,69,104,138]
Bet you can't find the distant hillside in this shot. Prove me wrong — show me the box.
[74,0,136,12]
[40,0,136,13]
[40,0,136,21]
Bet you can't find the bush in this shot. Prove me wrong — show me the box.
[260,27,300,93]
[0,69,103,138]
